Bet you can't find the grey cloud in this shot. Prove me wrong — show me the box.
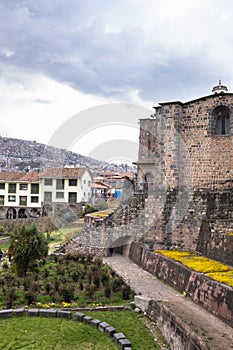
[0,0,232,103]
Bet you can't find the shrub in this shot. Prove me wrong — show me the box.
[122,285,131,300]
[111,277,123,292]
[104,282,111,298]
[5,287,17,308]
[85,284,95,299]
[60,285,75,303]
[101,271,110,285]
[24,290,37,305]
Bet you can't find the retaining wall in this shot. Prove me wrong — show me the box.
[147,300,210,350]
[129,242,233,327]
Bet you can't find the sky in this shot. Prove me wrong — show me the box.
[1,0,233,162]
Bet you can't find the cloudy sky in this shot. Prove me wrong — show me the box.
[1,0,233,161]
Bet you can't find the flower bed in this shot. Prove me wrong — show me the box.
[155,250,233,287]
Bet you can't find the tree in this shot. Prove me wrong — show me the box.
[10,224,48,276]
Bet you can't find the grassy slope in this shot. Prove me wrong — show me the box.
[0,317,117,350]
[0,311,160,350]
[86,311,159,350]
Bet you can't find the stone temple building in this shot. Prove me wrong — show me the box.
[63,82,233,267]
[137,81,233,190]
[135,81,233,265]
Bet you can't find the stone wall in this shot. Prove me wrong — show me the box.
[0,217,57,234]
[129,242,233,327]
[140,187,233,266]
[147,300,210,350]
[197,221,233,265]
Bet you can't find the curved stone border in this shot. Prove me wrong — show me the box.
[0,308,132,350]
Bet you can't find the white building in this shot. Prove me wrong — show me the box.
[0,171,41,219]
[0,167,92,219]
[40,167,92,205]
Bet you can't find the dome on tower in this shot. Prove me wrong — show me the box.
[212,80,228,94]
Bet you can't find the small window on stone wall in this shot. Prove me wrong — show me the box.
[213,106,230,135]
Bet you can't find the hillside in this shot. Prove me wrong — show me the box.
[0,136,125,174]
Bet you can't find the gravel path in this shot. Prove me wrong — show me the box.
[104,255,233,350]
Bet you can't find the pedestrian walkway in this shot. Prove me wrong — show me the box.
[104,255,233,350]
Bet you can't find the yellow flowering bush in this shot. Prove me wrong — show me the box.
[155,250,233,287]
[227,232,233,236]
[88,209,114,218]
[155,250,194,260]
[62,301,70,308]
[36,302,57,309]
[206,271,233,287]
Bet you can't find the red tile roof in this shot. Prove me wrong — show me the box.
[40,167,88,179]
[91,181,111,189]
[0,171,40,182]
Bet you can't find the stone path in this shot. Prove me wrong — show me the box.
[104,255,233,350]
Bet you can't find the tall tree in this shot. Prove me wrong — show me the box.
[10,224,48,276]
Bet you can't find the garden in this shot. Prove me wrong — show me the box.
[0,251,134,309]
[0,310,161,350]
[155,250,233,287]
[0,223,163,349]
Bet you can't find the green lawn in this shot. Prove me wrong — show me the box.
[86,310,159,350]
[0,225,84,254]
[47,225,83,252]
[0,317,117,349]
[0,311,160,350]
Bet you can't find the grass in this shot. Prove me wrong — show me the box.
[86,310,160,350]
[0,225,83,254]
[0,311,160,350]
[47,225,83,252]
[0,242,10,252]
[0,316,118,349]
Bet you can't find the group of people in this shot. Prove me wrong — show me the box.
[0,247,13,264]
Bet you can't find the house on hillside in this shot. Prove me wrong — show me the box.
[0,167,93,219]
[40,167,92,208]
[0,171,41,219]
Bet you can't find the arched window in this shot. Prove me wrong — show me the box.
[213,106,230,135]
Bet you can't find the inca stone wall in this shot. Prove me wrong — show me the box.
[135,88,233,262]
[129,242,233,327]
[138,92,233,190]
[147,301,210,350]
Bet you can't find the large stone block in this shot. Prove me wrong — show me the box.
[83,315,92,324]
[0,309,12,318]
[134,295,150,312]
[73,312,85,321]
[28,309,39,317]
[105,325,116,337]
[113,332,126,343]
[91,319,101,328]
[57,310,71,319]
[39,308,57,318]
[13,308,25,317]
[118,338,132,349]
[98,321,110,332]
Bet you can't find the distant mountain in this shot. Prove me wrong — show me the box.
[0,136,131,174]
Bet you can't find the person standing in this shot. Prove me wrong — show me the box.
[0,248,3,262]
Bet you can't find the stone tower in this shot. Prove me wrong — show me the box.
[137,82,233,191]
[136,83,233,260]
